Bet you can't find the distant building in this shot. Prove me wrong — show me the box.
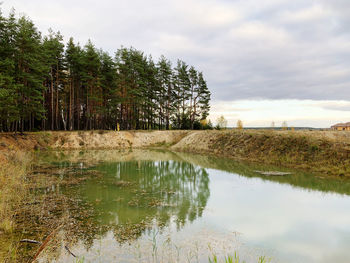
[331,122,350,131]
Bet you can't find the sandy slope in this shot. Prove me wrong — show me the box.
[1,129,350,176]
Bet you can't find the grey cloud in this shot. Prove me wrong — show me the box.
[2,0,350,101]
[311,101,350,112]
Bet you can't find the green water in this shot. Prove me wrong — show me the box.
[24,149,350,262]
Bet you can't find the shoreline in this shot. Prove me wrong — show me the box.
[1,129,349,261]
[0,129,349,177]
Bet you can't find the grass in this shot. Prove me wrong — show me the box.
[0,151,31,231]
[0,150,32,261]
[209,253,270,263]
[175,129,350,177]
[73,254,268,263]
[0,218,14,233]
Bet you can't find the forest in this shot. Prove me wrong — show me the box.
[0,9,211,132]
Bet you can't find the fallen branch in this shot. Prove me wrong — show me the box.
[254,170,292,176]
[64,245,77,258]
[20,239,42,245]
[31,225,62,263]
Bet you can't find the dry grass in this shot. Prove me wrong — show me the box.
[172,129,350,177]
[0,150,32,261]
[0,151,31,230]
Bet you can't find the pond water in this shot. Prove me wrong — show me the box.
[20,150,350,262]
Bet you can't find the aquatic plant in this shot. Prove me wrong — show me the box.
[209,252,269,263]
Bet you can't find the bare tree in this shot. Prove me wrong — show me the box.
[216,115,227,129]
[282,121,288,130]
[237,119,243,130]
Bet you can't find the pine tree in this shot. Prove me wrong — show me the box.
[157,56,173,130]
[0,9,211,132]
[81,40,101,129]
[42,29,65,130]
[15,16,47,132]
[0,9,18,131]
[144,55,158,129]
[188,66,198,129]
[65,38,75,130]
[65,38,84,130]
[99,50,117,129]
[173,60,190,129]
[197,72,211,120]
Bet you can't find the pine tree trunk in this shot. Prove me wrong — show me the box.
[55,64,59,130]
[190,86,194,130]
[71,78,74,130]
[69,77,72,130]
[51,68,54,130]
[76,81,80,130]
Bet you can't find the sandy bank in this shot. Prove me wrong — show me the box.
[171,130,350,176]
[0,129,349,176]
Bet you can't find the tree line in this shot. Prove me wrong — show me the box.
[0,9,211,132]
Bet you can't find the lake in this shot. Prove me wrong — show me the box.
[19,149,350,262]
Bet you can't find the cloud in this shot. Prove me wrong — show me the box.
[282,4,331,23]
[2,0,350,125]
[209,99,350,127]
[310,101,350,112]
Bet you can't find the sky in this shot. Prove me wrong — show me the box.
[2,0,350,127]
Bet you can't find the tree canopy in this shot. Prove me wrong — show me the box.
[0,9,211,132]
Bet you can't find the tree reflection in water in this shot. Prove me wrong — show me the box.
[57,159,210,249]
[13,149,350,263]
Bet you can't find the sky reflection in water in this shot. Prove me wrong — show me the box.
[36,150,350,263]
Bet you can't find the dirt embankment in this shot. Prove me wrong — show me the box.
[171,130,350,176]
[1,129,350,176]
[0,130,188,152]
[50,130,189,149]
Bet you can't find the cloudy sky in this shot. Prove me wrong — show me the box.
[2,0,350,127]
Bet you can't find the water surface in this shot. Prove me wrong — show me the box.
[24,150,350,262]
